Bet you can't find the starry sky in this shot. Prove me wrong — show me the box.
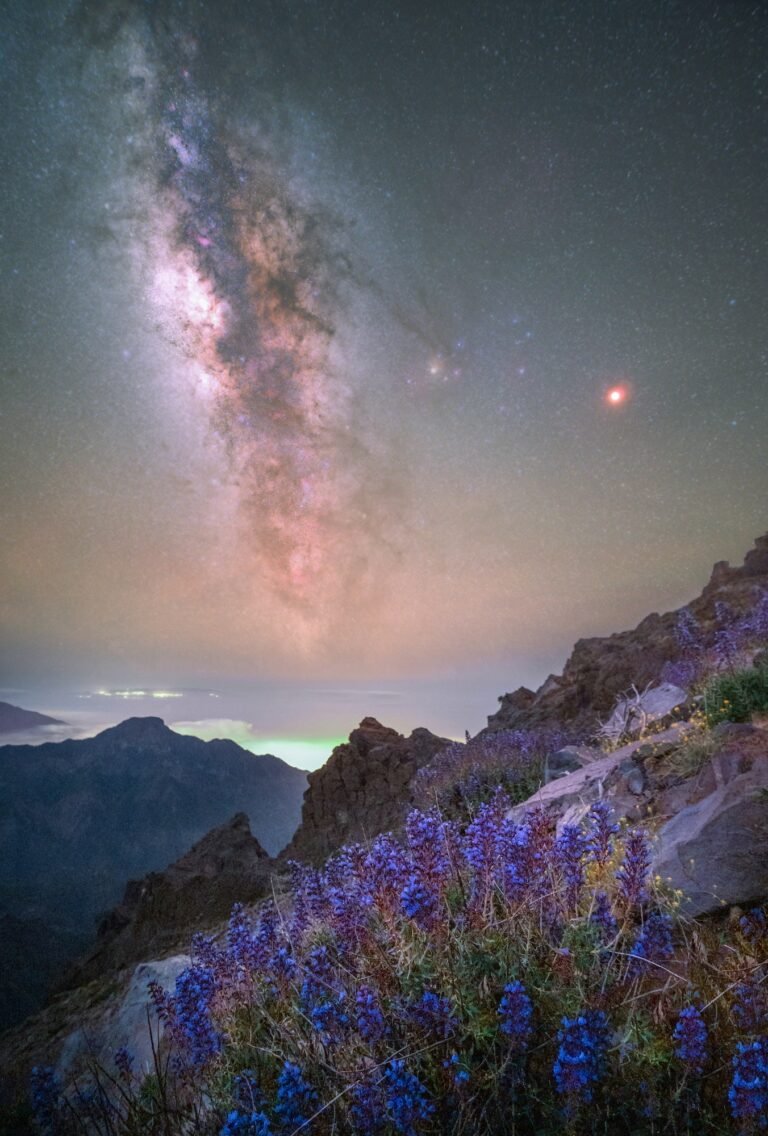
[1,0,767,765]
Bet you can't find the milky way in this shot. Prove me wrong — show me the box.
[2,0,767,715]
[85,2,389,620]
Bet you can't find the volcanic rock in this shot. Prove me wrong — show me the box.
[653,724,768,915]
[281,718,452,864]
[62,813,273,988]
[488,533,768,738]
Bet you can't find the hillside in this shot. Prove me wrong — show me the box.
[0,701,64,734]
[487,532,768,736]
[0,717,306,1029]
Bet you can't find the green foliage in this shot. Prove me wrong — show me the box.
[702,662,768,726]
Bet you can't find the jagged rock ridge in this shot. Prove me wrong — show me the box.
[488,532,768,737]
[64,813,273,989]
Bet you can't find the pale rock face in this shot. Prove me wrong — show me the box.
[57,955,190,1081]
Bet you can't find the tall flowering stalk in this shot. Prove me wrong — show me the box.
[616,829,652,909]
[729,1039,768,1128]
[556,823,586,909]
[553,1011,609,1105]
[497,981,533,1053]
[585,800,619,866]
[673,1006,708,1076]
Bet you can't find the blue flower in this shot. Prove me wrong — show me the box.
[221,1109,272,1136]
[113,1046,134,1082]
[383,1060,434,1135]
[443,1051,470,1087]
[632,913,674,973]
[590,891,618,942]
[585,801,618,866]
[740,908,767,942]
[172,963,221,1066]
[556,824,586,906]
[553,1011,609,1104]
[407,989,458,1039]
[350,1079,385,1134]
[497,980,533,1052]
[29,1066,61,1134]
[673,1006,708,1075]
[274,1061,318,1132]
[355,985,389,1043]
[733,979,767,1034]
[729,1039,768,1125]
[616,829,652,909]
[400,874,438,929]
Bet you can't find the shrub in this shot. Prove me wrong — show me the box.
[702,663,768,726]
[662,589,768,691]
[413,728,572,817]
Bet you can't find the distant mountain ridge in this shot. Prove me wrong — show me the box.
[0,700,64,734]
[0,717,307,1029]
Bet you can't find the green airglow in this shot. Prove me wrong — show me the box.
[169,717,341,771]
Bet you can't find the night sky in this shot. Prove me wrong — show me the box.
[1,1,767,765]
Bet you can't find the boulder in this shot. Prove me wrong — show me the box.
[544,746,587,782]
[57,955,189,1082]
[507,725,690,824]
[653,726,768,915]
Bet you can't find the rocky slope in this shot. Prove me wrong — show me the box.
[487,532,768,737]
[0,717,306,1029]
[280,718,453,864]
[63,813,273,989]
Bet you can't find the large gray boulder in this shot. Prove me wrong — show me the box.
[653,727,768,915]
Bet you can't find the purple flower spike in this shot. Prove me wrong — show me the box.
[586,801,619,866]
[631,912,674,973]
[673,1006,708,1075]
[616,829,652,909]
[556,824,586,907]
[497,980,533,1052]
[729,1039,768,1125]
[553,1011,609,1104]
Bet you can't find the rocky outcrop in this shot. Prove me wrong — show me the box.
[0,953,190,1103]
[57,956,190,1082]
[507,719,768,918]
[281,718,452,865]
[653,724,768,915]
[488,533,768,738]
[62,813,274,989]
[507,724,692,827]
[0,700,64,734]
